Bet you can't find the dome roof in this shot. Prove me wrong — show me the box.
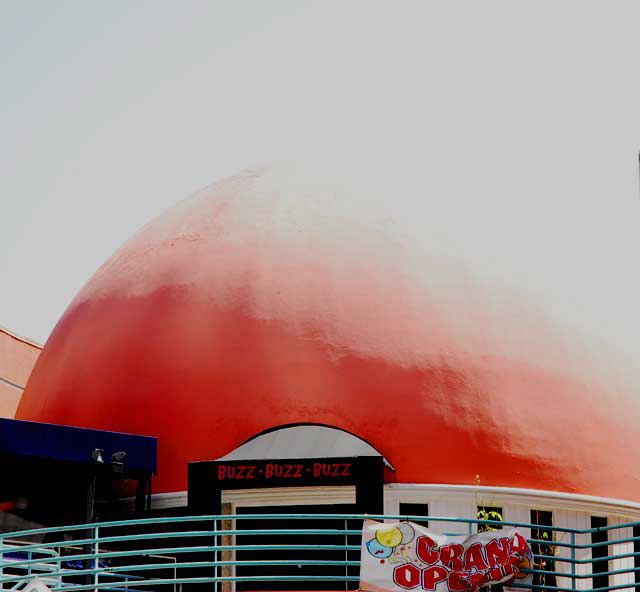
[17,164,640,498]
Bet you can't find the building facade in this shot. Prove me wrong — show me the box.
[6,164,640,588]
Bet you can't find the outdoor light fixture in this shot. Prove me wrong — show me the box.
[111,451,126,473]
[91,448,104,463]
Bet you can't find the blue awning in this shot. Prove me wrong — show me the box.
[0,417,157,474]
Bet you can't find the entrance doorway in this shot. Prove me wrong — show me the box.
[235,504,361,591]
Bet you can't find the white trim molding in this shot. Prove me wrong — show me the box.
[223,486,356,507]
[385,484,640,518]
[151,491,187,509]
[151,483,640,518]
[151,486,356,510]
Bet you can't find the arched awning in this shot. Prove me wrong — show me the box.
[217,424,394,470]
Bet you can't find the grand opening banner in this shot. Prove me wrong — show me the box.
[360,520,532,592]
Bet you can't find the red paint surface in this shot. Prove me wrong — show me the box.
[16,165,640,499]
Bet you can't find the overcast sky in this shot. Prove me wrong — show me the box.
[1,0,639,375]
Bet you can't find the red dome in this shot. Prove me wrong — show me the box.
[17,164,640,498]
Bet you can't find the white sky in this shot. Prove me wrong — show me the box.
[1,1,639,376]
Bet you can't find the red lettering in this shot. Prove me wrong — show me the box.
[393,564,421,589]
[322,464,331,476]
[266,463,274,478]
[485,538,510,568]
[331,464,340,476]
[341,463,351,476]
[447,570,469,592]
[421,566,449,591]
[246,465,255,479]
[313,463,321,477]
[236,466,245,479]
[284,464,292,478]
[227,466,235,478]
[439,544,464,571]
[293,464,303,477]
[275,464,283,477]
[415,536,439,566]
[464,543,488,571]
[487,566,506,583]
[217,466,226,479]
[465,572,486,590]
[510,532,528,555]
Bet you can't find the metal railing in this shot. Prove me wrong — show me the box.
[0,514,638,592]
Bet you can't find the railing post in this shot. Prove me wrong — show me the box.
[570,531,576,592]
[54,538,62,590]
[214,517,218,592]
[173,557,177,592]
[344,518,348,591]
[93,525,100,592]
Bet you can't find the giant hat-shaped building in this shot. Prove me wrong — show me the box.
[16,163,640,520]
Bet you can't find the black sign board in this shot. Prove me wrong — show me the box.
[214,457,356,487]
[188,455,384,515]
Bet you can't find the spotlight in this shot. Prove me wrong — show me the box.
[92,449,104,463]
[111,451,127,473]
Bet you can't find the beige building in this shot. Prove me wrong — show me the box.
[0,326,41,418]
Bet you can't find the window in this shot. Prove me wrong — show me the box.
[399,503,429,528]
[530,510,556,589]
[477,506,503,532]
[591,516,608,591]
